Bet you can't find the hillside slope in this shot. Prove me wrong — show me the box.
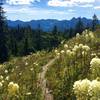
[0,29,100,100]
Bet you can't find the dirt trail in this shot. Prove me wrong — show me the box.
[39,57,58,100]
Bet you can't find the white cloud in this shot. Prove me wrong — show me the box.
[48,0,95,7]
[72,0,95,3]
[3,4,75,21]
[79,4,93,7]
[68,9,75,12]
[6,0,40,5]
[48,0,76,7]
[94,6,100,9]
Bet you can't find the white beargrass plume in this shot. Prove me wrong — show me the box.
[82,51,87,56]
[90,57,100,77]
[61,50,65,54]
[72,45,79,52]
[64,44,68,49]
[82,45,90,51]
[90,57,100,68]
[73,79,90,100]
[85,34,89,41]
[88,32,94,39]
[8,82,19,95]
[54,49,58,53]
[54,49,60,57]
[5,76,9,81]
[4,70,8,74]
[66,50,72,57]
[0,82,3,88]
[73,79,100,100]
[0,75,3,80]
[79,44,83,49]
[88,80,100,99]
[76,33,80,38]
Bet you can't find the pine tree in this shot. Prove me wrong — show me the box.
[92,14,99,31]
[9,33,18,56]
[0,1,9,63]
[52,25,58,35]
[51,25,60,48]
[22,37,29,56]
[75,17,84,34]
[35,24,42,51]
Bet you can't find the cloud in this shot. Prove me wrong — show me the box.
[3,4,75,21]
[6,0,40,5]
[94,6,100,9]
[48,0,76,7]
[79,4,93,8]
[48,0,95,7]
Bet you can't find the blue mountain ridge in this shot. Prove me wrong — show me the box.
[7,17,100,32]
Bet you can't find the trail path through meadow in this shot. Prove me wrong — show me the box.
[39,57,58,100]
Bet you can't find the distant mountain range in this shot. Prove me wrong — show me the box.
[7,17,100,32]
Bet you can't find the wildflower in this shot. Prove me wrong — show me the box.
[11,68,14,72]
[73,45,79,52]
[35,63,38,66]
[91,53,96,57]
[61,40,64,44]
[66,50,71,55]
[85,34,89,40]
[90,57,100,76]
[34,62,38,66]
[56,52,60,56]
[73,79,90,95]
[0,65,2,68]
[0,82,3,88]
[79,44,83,49]
[82,45,90,51]
[89,32,94,39]
[70,51,75,57]
[0,75,3,80]
[8,82,19,95]
[76,33,80,38]
[19,72,22,76]
[82,51,88,56]
[88,80,100,99]
[54,49,58,53]
[73,79,91,99]
[64,44,68,49]
[61,50,65,54]
[26,92,32,95]
[30,68,34,71]
[90,57,100,69]
[16,66,19,68]
[5,76,9,81]
[25,62,28,66]
[4,70,8,74]
[1,80,4,83]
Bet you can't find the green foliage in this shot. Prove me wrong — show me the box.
[46,30,100,100]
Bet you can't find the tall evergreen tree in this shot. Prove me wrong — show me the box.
[9,33,18,56]
[52,25,58,35]
[35,24,42,51]
[22,37,29,56]
[0,1,9,63]
[92,14,99,31]
[51,25,60,48]
[75,17,84,34]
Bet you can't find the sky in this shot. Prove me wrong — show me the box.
[2,0,100,21]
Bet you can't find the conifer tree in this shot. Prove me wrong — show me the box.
[22,37,29,55]
[0,0,9,63]
[75,17,84,34]
[92,14,99,31]
[35,24,42,51]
